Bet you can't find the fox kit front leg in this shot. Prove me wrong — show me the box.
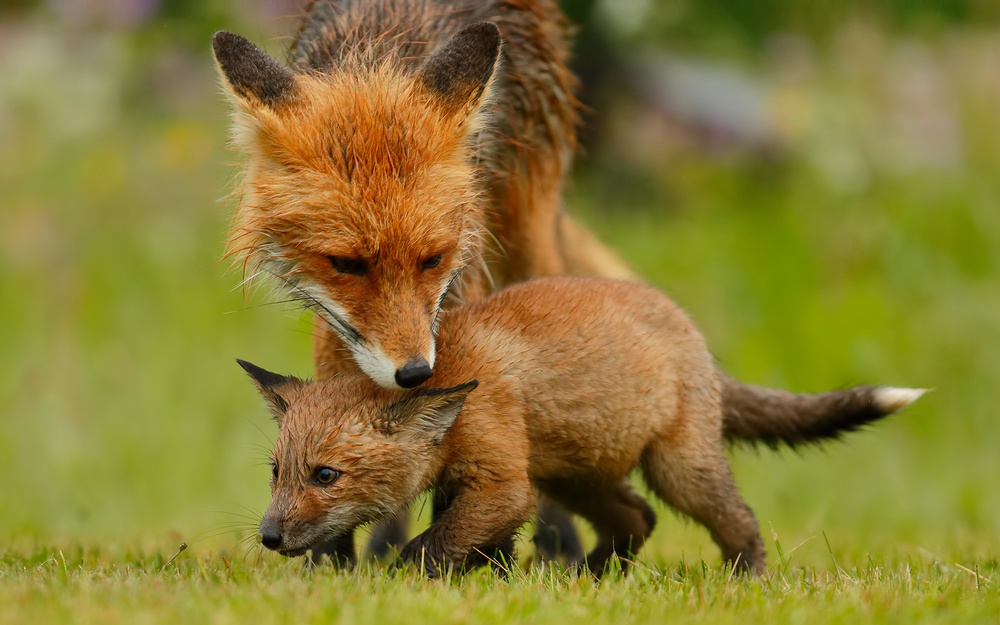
[401,476,534,576]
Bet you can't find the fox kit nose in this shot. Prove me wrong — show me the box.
[259,522,282,550]
[395,356,433,388]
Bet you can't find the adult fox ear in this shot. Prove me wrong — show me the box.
[418,22,501,115]
[212,31,298,108]
[382,380,479,442]
[236,359,305,424]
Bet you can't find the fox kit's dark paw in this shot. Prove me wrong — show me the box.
[400,536,448,578]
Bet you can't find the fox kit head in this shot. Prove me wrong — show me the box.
[237,359,477,556]
[214,24,501,390]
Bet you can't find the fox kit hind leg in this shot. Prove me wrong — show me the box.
[641,388,766,574]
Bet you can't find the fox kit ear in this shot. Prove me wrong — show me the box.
[383,380,479,442]
[236,359,305,424]
[418,22,501,114]
[212,31,297,108]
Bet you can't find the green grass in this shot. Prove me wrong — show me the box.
[1,544,997,624]
[1,18,998,625]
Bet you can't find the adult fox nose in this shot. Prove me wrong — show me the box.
[259,520,282,550]
[395,356,433,388]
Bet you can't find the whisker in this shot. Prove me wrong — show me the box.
[211,510,262,522]
[244,416,275,447]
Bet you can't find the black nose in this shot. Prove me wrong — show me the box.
[259,523,282,550]
[395,356,433,388]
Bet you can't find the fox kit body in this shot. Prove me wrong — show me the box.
[241,278,923,575]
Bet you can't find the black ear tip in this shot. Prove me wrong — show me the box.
[236,358,258,374]
[212,31,263,66]
[464,379,479,391]
[467,21,500,42]
[461,22,501,56]
[236,358,272,379]
[212,30,240,55]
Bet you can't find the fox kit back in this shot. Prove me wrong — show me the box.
[240,278,924,575]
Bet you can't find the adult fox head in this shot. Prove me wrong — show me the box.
[215,24,502,389]
[237,360,477,556]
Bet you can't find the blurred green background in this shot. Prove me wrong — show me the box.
[1,0,997,568]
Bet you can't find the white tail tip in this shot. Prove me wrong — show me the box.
[874,387,929,413]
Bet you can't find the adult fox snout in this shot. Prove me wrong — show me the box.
[395,356,434,389]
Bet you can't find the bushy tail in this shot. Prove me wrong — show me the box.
[721,375,926,449]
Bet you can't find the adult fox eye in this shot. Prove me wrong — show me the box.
[421,255,442,271]
[314,467,340,485]
[328,256,367,276]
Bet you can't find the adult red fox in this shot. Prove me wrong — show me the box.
[239,277,924,576]
[213,1,632,391]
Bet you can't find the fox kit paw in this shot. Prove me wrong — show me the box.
[400,536,449,578]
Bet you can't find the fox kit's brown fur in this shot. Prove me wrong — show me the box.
[240,278,924,575]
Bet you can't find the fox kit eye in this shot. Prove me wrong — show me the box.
[421,255,442,271]
[313,467,340,485]
[271,463,278,481]
[328,256,368,276]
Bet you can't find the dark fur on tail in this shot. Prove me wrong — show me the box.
[721,376,920,449]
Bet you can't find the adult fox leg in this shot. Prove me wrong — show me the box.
[534,498,585,563]
[496,169,601,562]
[495,161,568,282]
[305,533,356,569]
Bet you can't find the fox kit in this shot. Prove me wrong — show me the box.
[239,278,924,576]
